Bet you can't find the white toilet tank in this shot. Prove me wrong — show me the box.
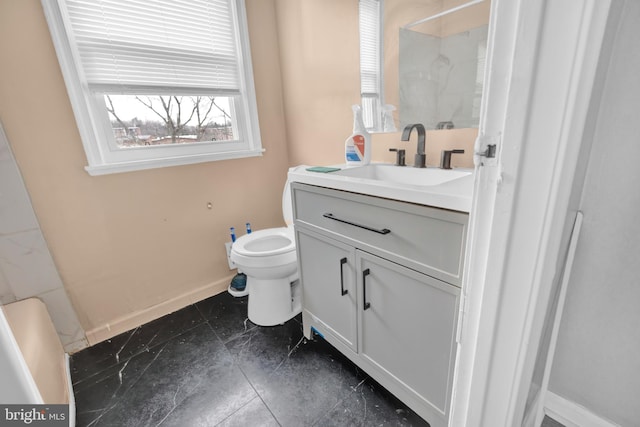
[282,173,294,226]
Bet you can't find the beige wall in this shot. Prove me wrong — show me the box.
[275,0,361,166]
[276,0,488,170]
[0,0,487,346]
[0,0,289,344]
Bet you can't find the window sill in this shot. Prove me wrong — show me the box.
[85,148,265,176]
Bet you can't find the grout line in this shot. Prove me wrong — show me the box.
[234,362,282,427]
[309,376,369,426]
[221,328,282,427]
[212,396,262,427]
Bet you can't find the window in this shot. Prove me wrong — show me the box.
[42,0,262,175]
[359,0,383,132]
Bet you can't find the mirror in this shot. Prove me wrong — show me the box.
[359,0,491,132]
[399,24,488,130]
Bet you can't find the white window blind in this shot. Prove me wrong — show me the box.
[63,0,241,94]
[359,0,382,131]
[359,0,381,95]
[42,0,263,175]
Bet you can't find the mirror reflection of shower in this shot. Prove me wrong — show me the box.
[429,53,452,90]
[399,0,489,130]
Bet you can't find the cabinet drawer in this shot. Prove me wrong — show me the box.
[292,183,468,285]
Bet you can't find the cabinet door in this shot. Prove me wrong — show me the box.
[357,251,459,416]
[297,228,357,352]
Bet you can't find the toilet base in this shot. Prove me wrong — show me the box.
[247,277,301,326]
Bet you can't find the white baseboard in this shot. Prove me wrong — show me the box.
[545,391,620,427]
[84,275,233,346]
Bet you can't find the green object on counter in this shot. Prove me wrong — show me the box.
[306,166,341,173]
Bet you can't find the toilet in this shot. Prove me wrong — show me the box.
[230,177,300,326]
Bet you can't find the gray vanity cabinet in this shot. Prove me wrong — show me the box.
[292,182,467,427]
[296,230,358,353]
[357,251,459,419]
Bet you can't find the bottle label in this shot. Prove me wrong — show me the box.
[353,135,365,157]
[346,144,360,161]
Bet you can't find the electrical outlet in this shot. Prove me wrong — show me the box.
[225,242,237,270]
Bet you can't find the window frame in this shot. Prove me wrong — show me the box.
[41,0,263,176]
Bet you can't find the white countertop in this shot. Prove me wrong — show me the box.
[288,163,474,213]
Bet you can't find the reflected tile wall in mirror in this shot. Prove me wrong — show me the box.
[400,25,488,130]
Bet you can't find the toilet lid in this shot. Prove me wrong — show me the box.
[232,227,295,257]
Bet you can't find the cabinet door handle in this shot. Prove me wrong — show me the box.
[362,268,371,310]
[339,257,348,296]
[323,213,391,235]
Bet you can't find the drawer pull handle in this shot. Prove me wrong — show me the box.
[340,257,348,296]
[323,213,391,235]
[363,268,371,310]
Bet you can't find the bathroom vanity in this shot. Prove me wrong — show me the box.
[288,164,472,427]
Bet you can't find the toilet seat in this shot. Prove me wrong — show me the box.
[227,170,302,326]
[232,227,295,258]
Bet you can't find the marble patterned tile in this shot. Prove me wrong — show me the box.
[109,304,207,362]
[0,127,39,235]
[224,315,306,381]
[71,304,206,385]
[313,376,430,427]
[216,396,279,427]
[225,318,368,427]
[72,292,440,427]
[73,344,164,426]
[0,269,16,304]
[195,292,257,343]
[71,331,138,387]
[0,229,64,298]
[90,324,256,427]
[153,368,258,427]
[38,287,87,352]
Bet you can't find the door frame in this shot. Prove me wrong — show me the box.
[449,0,613,425]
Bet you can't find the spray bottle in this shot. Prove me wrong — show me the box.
[345,105,371,165]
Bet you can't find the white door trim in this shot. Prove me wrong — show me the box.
[449,0,612,425]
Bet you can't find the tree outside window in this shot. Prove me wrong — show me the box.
[104,95,235,148]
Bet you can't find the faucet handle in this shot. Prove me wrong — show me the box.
[389,148,406,166]
[440,149,465,169]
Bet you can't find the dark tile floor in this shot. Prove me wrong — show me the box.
[70,292,431,426]
[70,291,566,427]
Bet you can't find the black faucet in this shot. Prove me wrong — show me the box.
[389,148,406,166]
[440,149,465,169]
[401,124,426,168]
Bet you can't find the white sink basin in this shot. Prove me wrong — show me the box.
[288,163,474,212]
[332,164,471,187]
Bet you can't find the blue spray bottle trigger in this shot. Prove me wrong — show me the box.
[246,223,252,234]
[230,227,236,243]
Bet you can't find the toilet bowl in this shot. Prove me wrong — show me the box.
[230,175,301,326]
